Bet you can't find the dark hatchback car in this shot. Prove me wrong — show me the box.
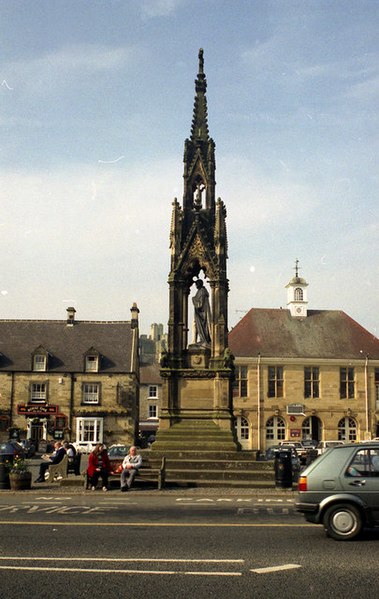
[296,442,379,540]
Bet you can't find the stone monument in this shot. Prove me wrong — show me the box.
[154,50,237,451]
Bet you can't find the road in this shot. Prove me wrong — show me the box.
[0,491,378,598]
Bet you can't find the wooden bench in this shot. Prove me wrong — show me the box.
[84,457,166,490]
[45,455,69,482]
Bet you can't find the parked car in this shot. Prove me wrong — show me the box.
[296,441,379,540]
[0,441,25,458]
[19,439,36,457]
[278,441,307,463]
[316,440,345,455]
[108,444,130,459]
[302,439,319,450]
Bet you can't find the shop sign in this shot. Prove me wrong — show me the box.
[17,404,58,416]
[290,429,301,438]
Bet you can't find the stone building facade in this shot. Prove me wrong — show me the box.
[139,362,162,443]
[0,305,140,450]
[138,324,166,443]
[229,269,379,451]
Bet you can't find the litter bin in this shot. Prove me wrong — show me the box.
[274,448,293,489]
[0,441,25,489]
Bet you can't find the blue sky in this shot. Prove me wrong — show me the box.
[1,0,378,339]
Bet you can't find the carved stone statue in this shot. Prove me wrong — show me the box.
[192,279,211,346]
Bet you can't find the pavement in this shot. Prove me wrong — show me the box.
[2,454,298,498]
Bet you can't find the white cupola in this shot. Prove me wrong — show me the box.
[285,260,308,318]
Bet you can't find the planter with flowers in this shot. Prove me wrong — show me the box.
[9,456,32,491]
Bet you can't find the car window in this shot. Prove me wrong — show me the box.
[345,449,379,477]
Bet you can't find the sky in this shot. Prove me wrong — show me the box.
[1,0,378,339]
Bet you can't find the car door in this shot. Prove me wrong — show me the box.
[340,447,379,523]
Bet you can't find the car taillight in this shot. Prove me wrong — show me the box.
[298,476,307,491]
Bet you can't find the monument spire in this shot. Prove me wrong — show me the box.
[190,48,209,142]
[157,50,235,446]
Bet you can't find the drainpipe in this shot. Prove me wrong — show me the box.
[9,372,15,427]
[365,354,369,439]
[69,373,74,436]
[257,353,261,451]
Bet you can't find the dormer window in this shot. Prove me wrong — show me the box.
[34,354,47,371]
[85,355,99,372]
[32,347,49,371]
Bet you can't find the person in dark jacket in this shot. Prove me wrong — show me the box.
[34,441,66,483]
[87,444,111,491]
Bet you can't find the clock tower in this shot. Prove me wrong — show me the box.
[286,259,309,318]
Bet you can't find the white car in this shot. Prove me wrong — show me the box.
[316,440,345,455]
[278,441,308,462]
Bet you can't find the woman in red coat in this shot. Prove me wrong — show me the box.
[87,444,111,491]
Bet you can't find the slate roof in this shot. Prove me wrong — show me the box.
[140,363,162,385]
[228,309,379,360]
[0,320,134,373]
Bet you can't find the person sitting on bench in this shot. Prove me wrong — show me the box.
[87,443,111,491]
[120,446,142,492]
[34,441,66,483]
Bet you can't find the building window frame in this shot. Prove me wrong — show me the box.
[33,354,47,372]
[340,367,355,399]
[304,367,320,399]
[148,385,158,399]
[76,417,103,446]
[85,355,99,373]
[233,365,248,397]
[30,382,48,403]
[294,288,303,301]
[268,366,284,398]
[148,404,158,419]
[82,383,101,405]
[266,416,286,442]
[375,368,379,411]
[338,416,357,442]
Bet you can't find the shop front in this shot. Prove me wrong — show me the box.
[17,404,67,451]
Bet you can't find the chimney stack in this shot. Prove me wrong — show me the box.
[130,302,139,329]
[66,307,76,326]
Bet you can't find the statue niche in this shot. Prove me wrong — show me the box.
[191,278,211,346]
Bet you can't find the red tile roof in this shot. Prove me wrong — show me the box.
[228,309,379,360]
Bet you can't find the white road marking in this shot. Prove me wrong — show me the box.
[0,521,314,527]
[0,557,243,563]
[0,565,241,576]
[35,497,72,501]
[251,564,302,574]
[176,498,294,503]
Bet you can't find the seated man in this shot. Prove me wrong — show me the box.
[120,446,142,492]
[34,441,66,483]
[64,441,80,475]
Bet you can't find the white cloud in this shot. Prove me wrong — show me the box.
[4,44,140,97]
[139,0,185,19]
[218,156,318,234]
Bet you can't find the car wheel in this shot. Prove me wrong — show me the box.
[322,503,363,541]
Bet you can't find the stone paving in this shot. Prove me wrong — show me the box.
[3,454,297,497]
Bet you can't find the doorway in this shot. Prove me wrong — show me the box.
[29,420,45,449]
[236,416,250,450]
